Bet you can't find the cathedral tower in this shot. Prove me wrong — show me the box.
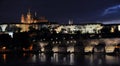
[21,14,25,23]
[68,19,73,25]
[21,9,48,23]
[26,9,32,23]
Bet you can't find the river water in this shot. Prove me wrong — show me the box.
[0,53,120,66]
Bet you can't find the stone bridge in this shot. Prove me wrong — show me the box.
[36,38,120,53]
[84,38,120,46]
[84,38,120,53]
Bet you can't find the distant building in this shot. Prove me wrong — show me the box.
[55,23,103,34]
[21,9,48,23]
[68,19,73,25]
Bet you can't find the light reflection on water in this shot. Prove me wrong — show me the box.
[0,53,120,66]
[69,53,74,65]
[3,54,6,62]
[105,55,120,64]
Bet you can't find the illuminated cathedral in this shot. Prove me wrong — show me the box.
[21,10,48,23]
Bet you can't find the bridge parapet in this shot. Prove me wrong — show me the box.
[84,38,120,46]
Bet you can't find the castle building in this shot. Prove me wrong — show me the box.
[21,10,48,23]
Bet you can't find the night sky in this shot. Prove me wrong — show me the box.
[0,0,120,24]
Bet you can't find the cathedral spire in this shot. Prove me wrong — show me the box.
[28,9,31,15]
[68,19,73,25]
[21,14,25,23]
[35,11,37,17]
[27,9,32,23]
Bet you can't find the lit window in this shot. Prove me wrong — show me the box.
[2,47,6,50]
[67,41,69,44]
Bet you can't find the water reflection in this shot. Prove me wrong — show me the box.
[53,53,58,63]
[31,54,36,63]
[39,53,46,62]
[69,53,74,65]
[3,54,6,62]
[84,54,105,66]
[52,53,68,65]
[105,55,119,64]
[0,53,120,66]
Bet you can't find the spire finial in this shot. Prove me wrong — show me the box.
[35,11,37,17]
[28,8,31,14]
[68,19,73,24]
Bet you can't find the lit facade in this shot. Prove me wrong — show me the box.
[21,10,48,24]
[55,24,103,34]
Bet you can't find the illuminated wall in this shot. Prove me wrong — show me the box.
[118,25,120,31]
[21,10,48,24]
[55,24,103,34]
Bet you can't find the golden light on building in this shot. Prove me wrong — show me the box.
[3,54,6,61]
[105,46,115,53]
[84,46,93,52]
[89,40,99,45]
[21,9,48,24]
[67,46,74,53]
[110,27,114,33]
[105,38,119,45]
[29,45,33,51]
[41,48,45,52]
[27,9,32,23]
[52,46,59,52]
[23,53,26,57]
[23,48,25,51]
[21,14,25,23]
[2,46,6,50]
[115,46,120,48]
